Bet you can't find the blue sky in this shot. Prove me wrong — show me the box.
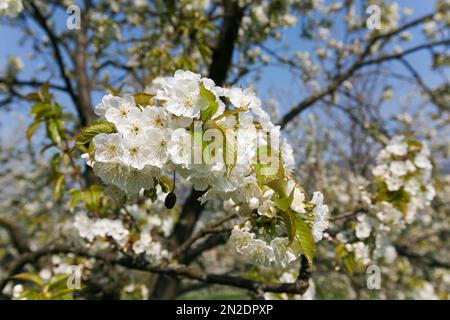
[0,0,444,144]
[253,0,442,117]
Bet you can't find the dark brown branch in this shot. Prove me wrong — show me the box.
[73,17,95,125]
[0,217,30,254]
[26,2,77,105]
[173,214,237,260]
[397,57,445,109]
[0,78,68,92]
[208,0,245,86]
[26,1,95,126]
[184,231,230,264]
[0,244,310,296]
[362,40,450,66]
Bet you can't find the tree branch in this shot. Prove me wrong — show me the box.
[173,214,237,260]
[0,78,68,92]
[0,217,30,254]
[0,243,310,296]
[25,1,95,126]
[208,0,245,86]
[26,2,76,101]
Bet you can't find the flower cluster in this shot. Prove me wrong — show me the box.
[73,185,175,263]
[83,70,328,268]
[73,211,171,264]
[227,189,329,268]
[335,135,436,268]
[74,212,130,247]
[0,0,23,17]
[371,135,435,222]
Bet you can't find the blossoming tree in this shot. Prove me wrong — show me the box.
[0,0,448,300]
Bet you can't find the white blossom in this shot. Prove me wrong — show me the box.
[93,133,124,163]
[270,237,298,267]
[229,226,254,254]
[310,192,329,242]
[104,94,139,126]
[0,0,23,17]
[242,239,274,265]
[156,70,209,118]
[355,214,372,240]
[167,128,192,166]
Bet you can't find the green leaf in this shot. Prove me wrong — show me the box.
[223,129,237,176]
[13,272,44,288]
[375,182,411,214]
[75,119,116,149]
[47,274,70,290]
[335,243,347,260]
[134,92,155,106]
[199,82,219,122]
[212,107,247,122]
[266,179,287,197]
[26,121,41,141]
[31,103,52,120]
[46,120,62,148]
[53,173,65,200]
[68,189,82,208]
[50,153,61,171]
[274,196,291,211]
[279,209,297,243]
[255,145,285,184]
[82,185,105,212]
[106,85,123,96]
[25,92,44,102]
[295,217,315,264]
[204,121,237,176]
[407,139,423,151]
[50,287,78,300]
[274,184,295,211]
[344,255,356,274]
[53,102,63,118]
[198,44,211,60]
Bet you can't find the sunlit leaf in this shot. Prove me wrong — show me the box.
[199,82,219,122]
[296,217,315,264]
[75,119,116,149]
[13,273,44,288]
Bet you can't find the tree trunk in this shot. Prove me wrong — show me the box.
[150,1,245,300]
[74,25,95,126]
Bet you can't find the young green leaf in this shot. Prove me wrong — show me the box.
[13,272,44,288]
[266,179,288,197]
[296,217,315,264]
[26,120,41,141]
[46,120,62,148]
[199,82,219,122]
[53,173,65,200]
[134,92,155,106]
[274,184,295,211]
[278,209,297,243]
[68,189,82,208]
[47,274,70,290]
[75,119,116,149]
